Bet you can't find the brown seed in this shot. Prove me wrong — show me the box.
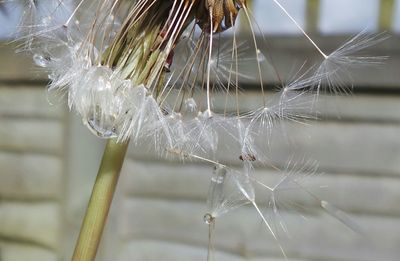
[239,154,256,162]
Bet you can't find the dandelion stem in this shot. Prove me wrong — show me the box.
[72,139,129,261]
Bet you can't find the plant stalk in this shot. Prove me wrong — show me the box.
[72,139,129,261]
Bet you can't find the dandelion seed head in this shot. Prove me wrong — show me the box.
[15,1,386,256]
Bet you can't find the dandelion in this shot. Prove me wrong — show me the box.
[11,0,388,260]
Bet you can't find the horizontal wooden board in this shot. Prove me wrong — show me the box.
[210,92,400,123]
[120,159,400,216]
[0,152,63,199]
[119,198,400,261]
[0,202,61,249]
[120,240,306,261]
[127,121,400,175]
[0,86,64,119]
[1,36,400,88]
[0,241,57,261]
[0,44,41,81]
[0,118,63,154]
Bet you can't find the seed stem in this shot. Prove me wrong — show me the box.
[272,0,328,59]
[72,139,129,261]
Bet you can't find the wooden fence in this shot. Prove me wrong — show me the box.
[1,1,400,260]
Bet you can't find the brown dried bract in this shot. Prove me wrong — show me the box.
[197,0,246,33]
[239,154,256,162]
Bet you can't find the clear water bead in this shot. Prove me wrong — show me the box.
[86,119,118,139]
[203,213,214,225]
[85,109,118,139]
[256,49,266,62]
[184,98,197,113]
[78,66,127,139]
[211,165,227,183]
[33,54,50,67]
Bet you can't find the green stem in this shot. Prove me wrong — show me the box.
[72,139,129,261]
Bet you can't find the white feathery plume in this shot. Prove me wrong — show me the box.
[271,0,389,96]
[256,158,321,237]
[314,31,390,95]
[199,159,287,259]
[205,164,250,221]
[204,164,250,261]
[256,158,363,237]
[185,109,220,156]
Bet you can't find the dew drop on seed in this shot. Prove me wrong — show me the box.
[203,213,214,225]
[84,107,118,139]
[256,49,266,62]
[41,16,52,26]
[33,54,50,67]
[86,118,118,139]
[184,98,197,113]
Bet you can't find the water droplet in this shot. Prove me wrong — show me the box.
[203,213,214,225]
[41,16,52,26]
[33,54,51,67]
[211,165,227,184]
[84,103,119,139]
[85,116,118,139]
[184,98,197,113]
[256,49,266,62]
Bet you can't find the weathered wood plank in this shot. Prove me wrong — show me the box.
[60,113,113,261]
[119,198,400,261]
[120,160,210,200]
[127,122,400,175]
[0,202,61,249]
[0,152,62,199]
[0,241,58,261]
[0,44,42,81]
[0,87,64,119]
[120,240,306,261]
[154,87,400,123]
[211,92,400,123]
[2,82,400,123]
[1,35,399,87]
[0,118,63,154]
[120,159,400,216]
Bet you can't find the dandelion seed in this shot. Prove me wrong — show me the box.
[205,165,250,220]
[204,164,250,261]
[255,158,321,238]
[205,161,288,259]
[271,0,388,96]
[315,31,390,95]
[256,158,363,238]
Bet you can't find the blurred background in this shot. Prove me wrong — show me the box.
[1,0,400,260]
